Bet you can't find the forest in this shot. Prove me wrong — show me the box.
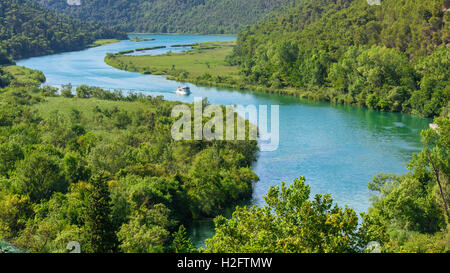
[0,65,449,253]
[0,0,448,253]
[0,65,259,252]
[35,0,301,34]
[229,0,449,118]
[0,0,126,60]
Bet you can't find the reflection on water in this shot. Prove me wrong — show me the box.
[17,34,431,247]
[187,220,216,248]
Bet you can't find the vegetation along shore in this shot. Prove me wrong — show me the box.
[105,0,449,119]
[0,0,448,254]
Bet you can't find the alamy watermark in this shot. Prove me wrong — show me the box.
[171,98,279,152]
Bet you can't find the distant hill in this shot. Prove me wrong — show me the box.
[0,0,127,61]
[34,0,300,34]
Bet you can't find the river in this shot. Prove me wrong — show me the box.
[16,34,430,247]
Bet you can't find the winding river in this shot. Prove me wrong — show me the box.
[17,34,430,246]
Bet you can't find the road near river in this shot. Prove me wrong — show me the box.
[17,34,430,246]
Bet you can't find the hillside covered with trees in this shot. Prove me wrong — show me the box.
[0,66,258,253]
[229,0,449,117]
[35,0,300,34]
[0,0,127,61]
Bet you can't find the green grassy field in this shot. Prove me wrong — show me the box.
[31,97,150,118]
[89,39,121,48]
[104,41,334,103]
[104,41,313,98]
[105,41,240,80]
[129,38,156,42]
[30,96,159,141]
[3,65,46,86]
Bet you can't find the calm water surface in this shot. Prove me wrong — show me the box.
[17,34,430,246]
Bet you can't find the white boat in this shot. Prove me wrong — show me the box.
[176,86,191,95]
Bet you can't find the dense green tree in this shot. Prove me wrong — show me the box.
[13,149,67,203]
[205,177,386,253]
[413,117,450,219]
[0,193,32,238]
[186,148,258,217]
[0,142,23,178]
[409,45,450,117]
[60,83,74,98]
[117,204,174,253]
[83,173,118,253]
[0,68,12,88]
[366,117,449,251]
[171,225,196,253]
[231,0,448,117]
[0,48,14,65]
[88,142,132,175]
[63,152,91,184]
[75,85,93,99]
[329,45,417,111]
[12,186,89,252]
[368,174,445,234]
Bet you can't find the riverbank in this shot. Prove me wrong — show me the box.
[16,34,433,249]
[104,41,308,95]
[104,41,426,116]
[127,33,237,36]
[3,65,46,86]
[105,41,240,80]
[88,39,122,48]
[129,38,156,42]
